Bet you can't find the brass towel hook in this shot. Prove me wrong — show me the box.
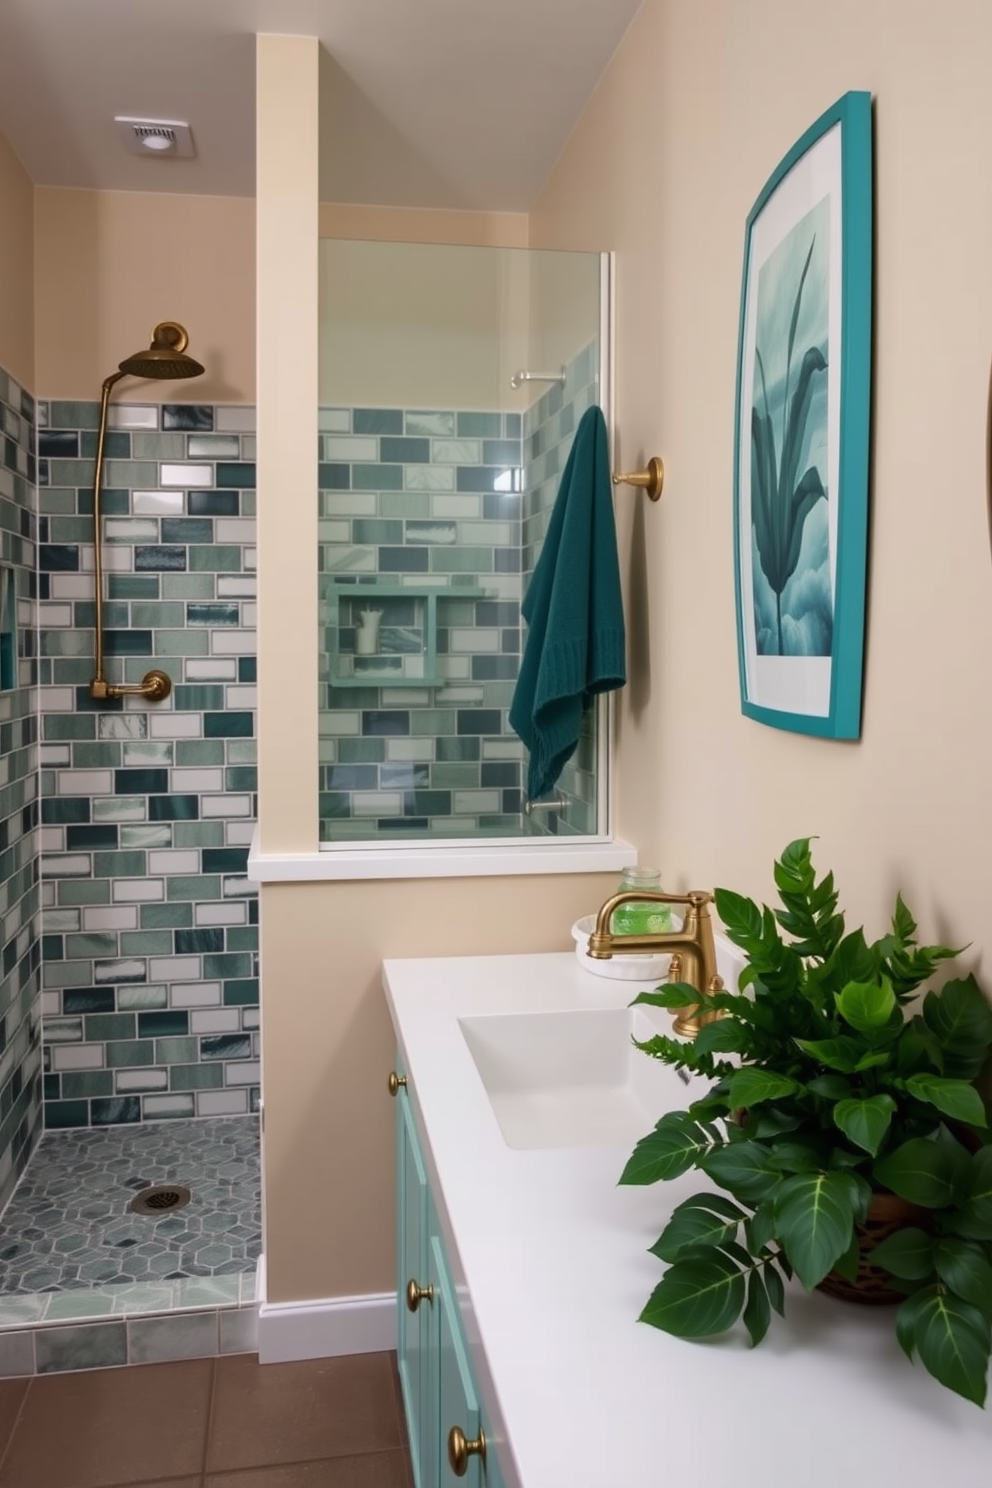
[612,456,665,502]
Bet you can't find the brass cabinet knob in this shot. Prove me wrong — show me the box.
[405,1278,434,1312]
[387,1071,407,1097]
[448,1425,486,1476]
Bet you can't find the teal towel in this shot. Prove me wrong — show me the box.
[510,405,626,801]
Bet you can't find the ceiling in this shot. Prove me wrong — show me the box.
[0,0,642,212]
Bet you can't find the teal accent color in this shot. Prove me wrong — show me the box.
[353,463,403,490]
[139,903,194,929]
[108,577,160,600]
[732,90,872,740]
[189,545,243,571]
[177,740,226,765]
[84,1014,137,1041]
[106,1040,154,1068]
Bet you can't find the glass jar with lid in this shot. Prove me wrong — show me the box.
[611,867,672,934]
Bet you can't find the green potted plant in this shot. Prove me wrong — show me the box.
[620,838,992,1405]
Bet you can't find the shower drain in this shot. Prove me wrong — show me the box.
[129,1183,192,1216]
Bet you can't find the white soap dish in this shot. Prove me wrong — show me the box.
[571,915,672,982]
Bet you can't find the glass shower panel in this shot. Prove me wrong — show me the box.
[317,241,606,845]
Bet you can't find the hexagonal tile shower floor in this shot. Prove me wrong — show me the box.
[0,1117,260,1295]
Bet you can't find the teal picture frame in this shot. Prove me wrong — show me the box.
[733,91,872,739]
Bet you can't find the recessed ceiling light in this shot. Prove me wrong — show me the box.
[114,117,195,159]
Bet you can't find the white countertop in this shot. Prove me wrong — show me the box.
[382,948,992,1488]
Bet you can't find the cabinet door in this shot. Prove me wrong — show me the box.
[396,1087,432,1488]
[431,1234,487,1488]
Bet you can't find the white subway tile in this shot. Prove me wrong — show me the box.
[319,408,350,433]
[149,956,202,982]
[41,687,76,713]
[133,489,183,515]
[160,462,213,486]
[225,822,256,846]
[149,714,203,739]
[112,879,165,903]
[193,902,247,927]
[105,518,159,542]
[185,659,237,681]
[209,630,255,655]
[169,769,223,793]
[243,548,257,571]
[196,1090,248,1116]
[323,435,377,460]
[224,686,256,709]
[385,739,433,761]
[57,769,112,796]
[225,1061,260,1086]
[82,906,138,931]
[40,827,64,852]
[142,1094,197,1118]
[40,745,71,766]
[38,602,72,627]
[116,1069,168,1093]
[170,981,222,1009]
[148,850,200,875]
[43,855,93,878]
[109,404,158,430]
[190,1009,241,1035]
[215,519,255,543]
[216,576,256,599]
[354,791,403,817]
[215,406,256,432]
[52,1044,105,1071]
[202,794,252,817]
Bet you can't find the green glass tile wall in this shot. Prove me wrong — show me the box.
[0,362,43,1210]
[318,405,529,841]
[37,400,258,1129]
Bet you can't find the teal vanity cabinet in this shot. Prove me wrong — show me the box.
[393,1066,505,1488]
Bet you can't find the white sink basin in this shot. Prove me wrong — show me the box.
[457,1005,703,1150]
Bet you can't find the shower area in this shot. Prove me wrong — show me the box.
[0,331,260,1375]
[317,239,609,845]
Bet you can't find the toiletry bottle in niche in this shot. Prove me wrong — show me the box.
[612,867,672,934]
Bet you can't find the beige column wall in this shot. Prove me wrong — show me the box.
[530,0,992,965]
[0,129,34,388]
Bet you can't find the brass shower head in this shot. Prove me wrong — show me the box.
[117,320,205,380]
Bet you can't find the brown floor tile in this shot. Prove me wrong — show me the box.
[205,1450,413,1487]
[206,1353,404,1474]
[0,1378,29,1463]
[0,1359,214,1488]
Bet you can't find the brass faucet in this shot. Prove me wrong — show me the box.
[587,889,723,1037]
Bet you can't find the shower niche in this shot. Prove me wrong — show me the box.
[317,239,609,845]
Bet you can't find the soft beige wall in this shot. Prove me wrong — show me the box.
[0,128,34,388]
[531,0,992,966]
[318,202,527,248]
[35,188,256,402]
[261,872,618,1302]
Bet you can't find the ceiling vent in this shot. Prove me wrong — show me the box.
[115,117,195,159]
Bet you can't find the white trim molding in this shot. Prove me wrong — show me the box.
[256,1258,397,1362]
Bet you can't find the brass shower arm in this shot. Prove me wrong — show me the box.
[88,322,204,704]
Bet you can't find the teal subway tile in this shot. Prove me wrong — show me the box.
[50,401,101,429]
[216,462,255,487]
[153,629,211,655]
[45,714,96,740]
[155,1036,199,1064]
[353,463,403,491]
[84,1013,137,1041]
[430,547,494,572]
[225,927,259,953]
[138,1010,188,1038]
[48,458,94,484]
[226,740,257,764]
[64,932,117,959]
[162,518,214,543]
[380,491,431,519]
[39,488,77,514]
[61,1071,114,1099]
[172,822,224,847]
[225,766,257,791]
[188,545,242,571]
[57,880,111,906]
[223,979,259,1006]
[80,431,130,459]
[162,574,217,600]
[108,579,160,605]
[203,953,252,979]
[106,1039,154,1068]
[72,743,122,768]
[174,685,225,710]
[337,737,386,763]
[45,1100,90,1128]
[169,1063,224,1091]
[175,741,226,766]
[47,516,95,543]
[201,1033,251,1060]
[118,985,169,1010]
[93,851,147,877]
[457,412,502,438]
[167,874,222,901]
[131,602,185,628]
[120,930,174,956]
[131,432,186,458]
[120,825,172,849]
[104,460,158,486]
[139,902,194,929]
[204,711,253,738]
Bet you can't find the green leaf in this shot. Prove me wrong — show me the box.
[892,893,917,945]
[619,1114,713,1186]
[743,1269,771,1346]
[896,1285,991,1406]
[832,1094,896,1156]
[853,1051,892,1073]
[874,1130,972,1208]
[745,1202,777,1254]
[700,1141,783,1205]
[923,976,992,1060]
[954,1149,992,1240]
[764,1258,787,1315]
[933,1239,992,1313]
[691,1018,750,1057]
[869,1227,936,1281]
[630,984,700,1011]
[831,1231,861,1283]
[807,1074,854,1100]
[638,1251,746,1338]
[772,1171,858,1289]
[836,978,896,1033]
[650,1194,745,1263]
[726,1068,799,1108]
[794,1037,865,1072]
[713,888,763,949]
[905,1074,987,1128]
[765,1141,825,1174]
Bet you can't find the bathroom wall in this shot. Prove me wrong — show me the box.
[0,130,41,1212]
[37,399,259,1126]
[531,0,992,958]
[0,362,41,1212]
[317,403,525,839]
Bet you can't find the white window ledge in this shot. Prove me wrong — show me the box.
[247,827,636,883]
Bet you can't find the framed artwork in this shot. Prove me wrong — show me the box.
[733,91,873,738]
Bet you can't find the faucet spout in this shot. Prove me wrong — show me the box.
[587,888,721,1037]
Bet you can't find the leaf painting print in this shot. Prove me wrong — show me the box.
[750,195,831,657]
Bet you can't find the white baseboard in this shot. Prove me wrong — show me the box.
[255,1255,397,1363]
